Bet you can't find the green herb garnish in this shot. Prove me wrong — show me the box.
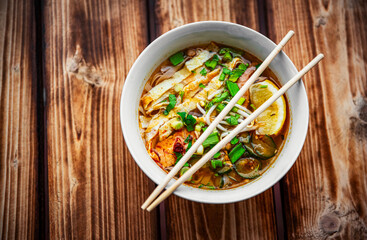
[164,94,177,115]
[225,114,240,125]
[178,112,197,131]
[260,85,268,88]
[200,68,207,76]
[211,159,223,169]
[199,83,206,88]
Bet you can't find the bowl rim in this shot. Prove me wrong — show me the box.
[120,21,308,204]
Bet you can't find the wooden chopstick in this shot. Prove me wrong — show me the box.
[146,54,324,211]
[141,30,295,210]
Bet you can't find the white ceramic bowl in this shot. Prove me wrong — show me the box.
[120,21,308,204]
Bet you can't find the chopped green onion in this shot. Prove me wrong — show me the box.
[212,91,229,103]
[255,63,261,69]
[238,63,249,70]
[229,144,246,163]
[237,97,246,105]
[223,52,232,62]
[223,68,231,75]
[230,137,239,145]
[200,68,207,76]
[205,60,217,70]
[213,152,221,158]
[203,132,219,148]
[211,159,223,169]
[212,54,219,61]
[226,81,240,97]
[191,70,196,73]
[164,94,177,115]
[198,184,204,188]
[250,104,257,110]
[219,72,226,81]
[216,103,226,112]
[169,52,184,66]
[199,83,206,88]
[260,85,268,88]
[170,119,183,130]
[206,185,216,190]
[179,90,184,98]
[228,68,245,82]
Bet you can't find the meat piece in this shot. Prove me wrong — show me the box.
[152,129,194,168]
[237,66,256,88]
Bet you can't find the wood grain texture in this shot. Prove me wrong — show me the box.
[152,1,277,239]
[266,0,367,238]
[43,0,157,239]
[0,0,38,239]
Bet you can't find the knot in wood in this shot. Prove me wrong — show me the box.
[319,213,341,234]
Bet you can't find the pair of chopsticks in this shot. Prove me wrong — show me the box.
[142,30,324,212]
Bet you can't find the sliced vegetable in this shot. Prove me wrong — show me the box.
[199,83,206,88]
[226,81,240,97]
[234,158,260,179]
[216,164,232,175]
[228,144,246,163]
[164,94,177,115]
[203,132,219,148]
[169,52,184,66]
[213,152,221,158]
[251,135,277,159]
[180,166,192,181]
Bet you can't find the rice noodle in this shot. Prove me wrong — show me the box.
[216,124,228,132]
[196,103,206,115]
[224,101,252,115]
[208,88,224,100]
[205,103,218,125]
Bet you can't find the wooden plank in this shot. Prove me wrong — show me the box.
[0,0,39,239]
[266,0,367,238]
[42,0,158,238]
[151,1,278,239]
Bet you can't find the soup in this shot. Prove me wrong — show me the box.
[139,42,289,190]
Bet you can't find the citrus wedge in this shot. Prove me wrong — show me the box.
[249,80,286,135]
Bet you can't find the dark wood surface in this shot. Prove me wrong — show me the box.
[0,0,39,239]
[1,0,366,239]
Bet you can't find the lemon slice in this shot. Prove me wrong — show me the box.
[250,80,286,135]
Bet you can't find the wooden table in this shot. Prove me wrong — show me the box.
[1,0,366,239]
